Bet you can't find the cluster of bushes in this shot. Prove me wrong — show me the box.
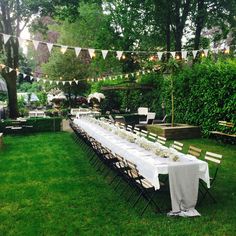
[98,58,236,136]
[0,117,62,134]
[170,59,236,135]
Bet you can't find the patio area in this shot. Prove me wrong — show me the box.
[0,132,235,235]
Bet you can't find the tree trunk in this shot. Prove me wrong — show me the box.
[166,15,171,60]
[194,0,205,50]
[3,71,19,119]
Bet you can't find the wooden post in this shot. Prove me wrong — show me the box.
[0,133,3,149]
[171,77,174,127]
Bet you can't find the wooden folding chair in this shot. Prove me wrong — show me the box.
[188,145,202,158]
[199,151,223,204]
[171,141,183,151]
[124,160,162,216]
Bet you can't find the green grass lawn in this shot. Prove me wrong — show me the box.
[0,132,235,235]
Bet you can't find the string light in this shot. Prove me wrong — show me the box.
[122,54,126,60]
[176,55,180,60]
[92,52,96,58]
[224,49,230,54]
[201,52,205,57]
[149,56,155,61]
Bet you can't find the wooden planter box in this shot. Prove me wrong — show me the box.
[147,123,201,140]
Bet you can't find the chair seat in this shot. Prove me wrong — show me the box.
[136,178,154,189]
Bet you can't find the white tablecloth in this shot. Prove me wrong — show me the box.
[74,118,210,190]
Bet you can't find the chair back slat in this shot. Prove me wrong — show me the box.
[148,132,157,142]
[206,151,222,159]
[205,151,222,164]
[188,145,202,158]
[133,127,140,134]
[140,129,148,137]
[219,120,234,128]
[126,125,133,132]
[171,141,183,151]
[157,136,166,145]
[205,156,221,164]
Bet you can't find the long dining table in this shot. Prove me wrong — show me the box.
[73,117,210,216]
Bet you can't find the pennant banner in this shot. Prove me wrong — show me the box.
[32,40,40,50]
[116,51,123,60]
[47,43,54,53]
[203,49,209,57]
[170,51,176,58]
[102,50,108,59]
[157,52,163,60]
[192,50,198,59]
[88,48,95,58]
[182,51,188,60]
[60,45,68,54]
[3,34,11,44]
[0,33,233,62]
[75,47,81,57]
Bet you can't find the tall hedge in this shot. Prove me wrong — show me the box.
[168,59,236,135]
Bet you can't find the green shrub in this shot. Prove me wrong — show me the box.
[0,117,62,134]
[169,59,236,135]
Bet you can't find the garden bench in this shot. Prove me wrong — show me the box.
[0,133,3,149]
[210,121,236,142]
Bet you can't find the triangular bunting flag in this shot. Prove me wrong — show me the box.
[49,80,53,85]
[3,34,11,44]
[212,48,219,54]
[56,81,59,85]
[69,81,72,85]
[142,71,145,75]
[18,37,25,48]
[157,52,163,60]
[203,49,209,57]
[32,40,40,50]
[36,78,40,82]
[75,80,79,84]
[125,74,129,78]
[23,73,27,78]
[225,46,230,54]
[192,50,198,59]
[46,43,54,53]
[30,76,34,81]
[116,51,123,60]
[75,47,81,57]
[60,45,68,54]
[101,50,108,59]
[62,81,66,85]
[182,51,188,60]
[9,67,14,73]
[88,48,95,58]
[43,79,46,83]
[131,73,134,77]
[170,51,176,58]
